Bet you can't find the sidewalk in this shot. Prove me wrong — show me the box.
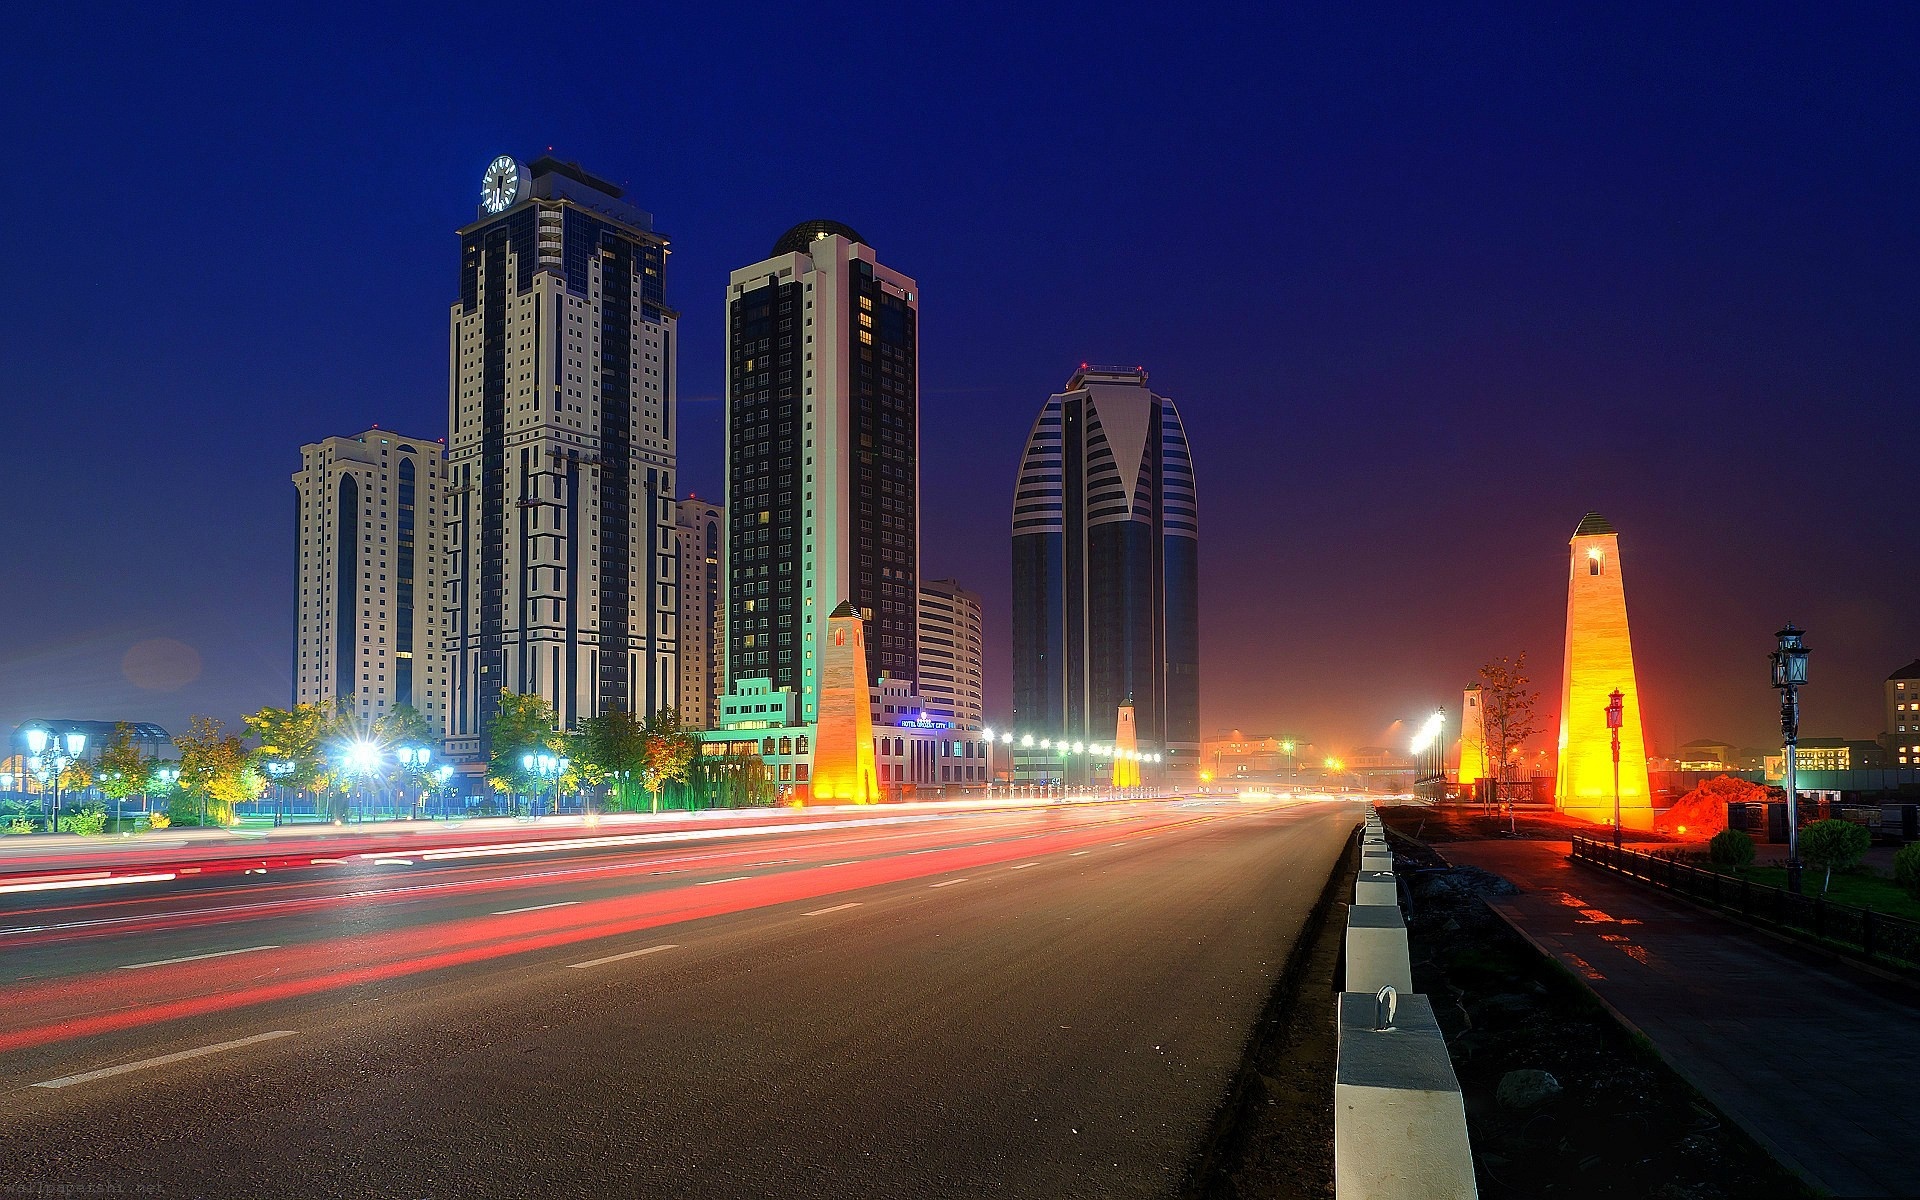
[1446,838,1920,1199]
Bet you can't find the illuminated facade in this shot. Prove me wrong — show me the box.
[1010,366,1200,777]
[1884,660,1920,764]
[675,497,724,729]
[723,222,919,726]
[1554,512,1651,826]
[917,578,983,730]
[293,429,449,732]
[445,155,679,757]
[808,601,879,803]
[1455,684,1485,786]
[1112,703,1141,789]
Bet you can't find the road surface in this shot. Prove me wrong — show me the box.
[0,796,1358,1199]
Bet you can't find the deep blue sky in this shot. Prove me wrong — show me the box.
[3,3,1916,755]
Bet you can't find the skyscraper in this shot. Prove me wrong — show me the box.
[917,578,983,730]
[723,221,918,725]
[292,429,449,731]
[1010,366,1200,774]
[1554,511,1651,825]
[675,496,724,730]
[445,155,679,757]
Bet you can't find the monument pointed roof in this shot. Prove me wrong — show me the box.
[829,600,859,618]
[1572,511,1616,537]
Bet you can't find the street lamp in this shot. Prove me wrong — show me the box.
[433,763,454,819]
[23,727,85,832]
[265,760,295,826]
[1605,689,1624,849]
[395,745,431,820]
[1770,624,1811,894]
[522,752,566,817]
[344,741,382,824]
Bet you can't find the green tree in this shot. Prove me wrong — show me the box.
[485,691,563,803]
[96,723,156,825]
[1798,819,1872,895]
[374,703,435,749]
[572,708,648,810]
[637,708,698,815]
[1895,842,1920,901]
[243,702,340,796]
[174,715,263,826]
[1708,828,1755,870]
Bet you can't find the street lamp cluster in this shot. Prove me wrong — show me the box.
[22,726,86,831]
[978,727,1164,765]
[521,751,570,816]
[1770,623,1810,894]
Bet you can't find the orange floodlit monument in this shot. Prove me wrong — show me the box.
[1113,702,1142,790]
[1455,683,1485,790]
[1554,512,1652,828]
[807,601,880,804]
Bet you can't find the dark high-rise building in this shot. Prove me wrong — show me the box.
[445,155,679,756]
[1010,366,1199,774]
[723,222,919,726]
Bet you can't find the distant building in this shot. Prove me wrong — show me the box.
[723,221,919,727]
[676,497,724,729]
[1769,738,1887,776]
[444,154,679,757]
[1010,365,1199,776]
[292,429,449,731]
[1674,739,1739,771]
[8,720,172,767]
[917,578,983,730]
[1201,730,1310,780]
[1884,660,1920,764]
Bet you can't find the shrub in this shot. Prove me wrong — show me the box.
[56,806,108,836]
[1895,842,1920,901]
[1798,819,1872,895]
[146,810,172,831]
[5,817,33,836]
[1707,828,1755,870]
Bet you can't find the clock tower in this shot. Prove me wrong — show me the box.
[444,155,679,756]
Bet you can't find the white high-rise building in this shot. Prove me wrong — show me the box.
[723,221,919,725]
[918,578,983,730]
[675,496,724,730]
[292,430,450,731]
[445,155,679,757]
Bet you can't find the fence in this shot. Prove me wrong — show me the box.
[1570,836,1920,970]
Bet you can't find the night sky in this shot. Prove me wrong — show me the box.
[4,4,1916,758]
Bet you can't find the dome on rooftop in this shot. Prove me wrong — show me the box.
[773,220,867,256]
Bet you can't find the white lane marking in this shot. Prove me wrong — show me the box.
[803,902,862,917]
[1070,850,1091,856]
[696,876,750,886]
[491,901,578,916]
[1112,841,1130,846]
[568,944,677,969]
[1010,862,1040,870]
[821,860,858,868]
[753,859,795,867]
[0,872,177,897]
[309,858,348,865]
[371,857,415,866]
[928,878,968,888]
[32,1030,298,1089]
[119,945,278,971]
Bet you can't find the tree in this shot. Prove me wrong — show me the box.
[1895,842,1920,901]
[637,708,698,815]
[571,708,645,809]
[174,715,263,826]
[243,702,340,796]
[1707,828,1756,870]
[374,703,435,749]
[1477,654,1539,810]
[96,722,156,825]
[57,758,93,796]
[1797,819,1871,895]
[485,691,563,803]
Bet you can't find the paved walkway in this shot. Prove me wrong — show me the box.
[1446,838,1920,1199]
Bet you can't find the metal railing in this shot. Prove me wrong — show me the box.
[1570,836,1920,970]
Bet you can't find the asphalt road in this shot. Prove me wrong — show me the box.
[0,796,1359,1199]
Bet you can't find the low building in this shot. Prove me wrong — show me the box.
[1885,660,1920,764]
[1200,729,1312,780]
[1766,738,1887,777]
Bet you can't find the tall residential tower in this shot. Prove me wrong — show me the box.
[917,578,983,729]
[1010,366,1200,775]
[445,155,679,756]
[293,430,450,731]
[723,222,919,724]
[675,496,724,730]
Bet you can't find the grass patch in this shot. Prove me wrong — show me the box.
[1735,866,1920,921]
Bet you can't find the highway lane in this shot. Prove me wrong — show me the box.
[0,797,1360,1200]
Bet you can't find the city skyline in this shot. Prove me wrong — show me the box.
[3,7,1917,754]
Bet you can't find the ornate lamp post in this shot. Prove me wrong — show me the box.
[1770,624,1810,894]
[395,745,431,819]
[24,727,86,833]
[521,752,567,817]
[264,760,295,826]
[1605,689,1624,848]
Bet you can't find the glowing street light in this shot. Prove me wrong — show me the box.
[1770,624,1811,893]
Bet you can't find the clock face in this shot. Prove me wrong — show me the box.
[480,155,523,214]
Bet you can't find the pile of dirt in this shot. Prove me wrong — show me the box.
[1403,864,1810,1199]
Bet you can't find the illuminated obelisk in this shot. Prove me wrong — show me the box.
[1112,702,1142,790]
[808,602,879,804]
[1455,684,1485,795]
[1554,512,1651,827]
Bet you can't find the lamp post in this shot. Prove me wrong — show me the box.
[153,766,180,824]
[264,760,294,826]
[343,742,382,824]
[522,752,566,817]
[1770,624,1810,894]
[24,728,86,833]
[395,745,431,820]
[433,764,454,819]
[1605,689,1624,848]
